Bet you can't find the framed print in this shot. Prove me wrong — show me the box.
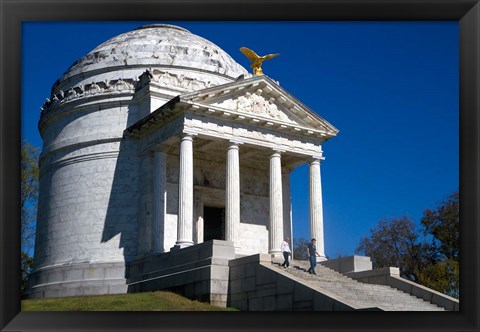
[1,1,478,331]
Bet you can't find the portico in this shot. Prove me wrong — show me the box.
[126,74,338,259]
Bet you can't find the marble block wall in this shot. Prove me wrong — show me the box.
[36,100,141,270]
[32,101,141,299]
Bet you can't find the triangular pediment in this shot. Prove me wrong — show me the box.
[179,76,339,139]
[126,75,339,141]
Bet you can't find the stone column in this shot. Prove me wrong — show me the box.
[309,158,327,261]
[225,141,240,246]
[282,168,293,243]
[176,134,194,248]
[269,151,283,255]
[152,149,166,253]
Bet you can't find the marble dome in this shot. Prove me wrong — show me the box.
[52,24,248,93]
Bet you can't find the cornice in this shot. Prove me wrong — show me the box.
[40,78,136,117]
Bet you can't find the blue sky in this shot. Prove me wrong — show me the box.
[22,21,459,258]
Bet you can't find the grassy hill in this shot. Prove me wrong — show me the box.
[22,291,237,311]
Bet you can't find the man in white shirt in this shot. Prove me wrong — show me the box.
[280,237,292,268]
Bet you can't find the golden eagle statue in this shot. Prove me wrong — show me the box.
[240,47,279,76]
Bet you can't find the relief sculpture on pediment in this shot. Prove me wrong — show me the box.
[236,92,253,112]
[233,89,293,123]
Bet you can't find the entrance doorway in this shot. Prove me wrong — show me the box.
[203,206,225,241]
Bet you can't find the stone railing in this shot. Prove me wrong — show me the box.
[345,267,459,311]
[320,256,459,311]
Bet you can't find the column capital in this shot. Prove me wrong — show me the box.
[228,138,243,145]
[309,155,325,164]
[270,148,286,158]
[180,132,196,140]
[270,152,282,159]
[228,140,243,148]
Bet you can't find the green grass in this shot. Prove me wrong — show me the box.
[21,291,238,311]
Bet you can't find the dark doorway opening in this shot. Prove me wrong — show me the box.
[203,206,225,241]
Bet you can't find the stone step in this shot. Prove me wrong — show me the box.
[271,261,443,311]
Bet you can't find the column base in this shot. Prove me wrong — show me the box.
[316,255,328,262]
[269,250,283,261]
[171,242,194,251]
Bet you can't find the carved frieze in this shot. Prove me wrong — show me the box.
[41,78,136,116]
[135,68,213,92]
[213,89,294,123]
[42,68,218,116]
[183,114,322,157]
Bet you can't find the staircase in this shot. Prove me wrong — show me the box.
[272,260,444,311]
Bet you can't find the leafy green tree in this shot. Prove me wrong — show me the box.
[421,191,459,261]
[21,252,34,295]
[21,141,40,250]
[293,237,309,260]
[355,191,459,298]
[21,141,40,295]
[355,217,431,281]
[419,191,459,298]
[417,259,459,298]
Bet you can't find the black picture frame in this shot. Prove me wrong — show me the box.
[1,1,478,331]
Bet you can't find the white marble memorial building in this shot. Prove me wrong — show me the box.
[28,24,339,299]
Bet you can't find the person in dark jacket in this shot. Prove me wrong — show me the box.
[306,238,320,274]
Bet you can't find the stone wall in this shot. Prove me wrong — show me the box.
[26,261,127,299]
[32,92,143,299]
[228,254,355,311]
[127,240,235,307]
[237,222,269,256]
[35,96,143,269]
[320,255,373,273]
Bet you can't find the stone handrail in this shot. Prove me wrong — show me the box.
[345,267,459,311]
